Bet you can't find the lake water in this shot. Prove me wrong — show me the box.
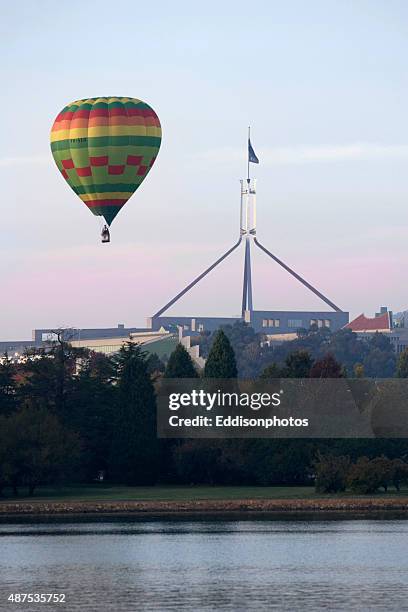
[0,519,407,611]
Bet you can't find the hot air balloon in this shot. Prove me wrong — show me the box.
[50,97,161,242]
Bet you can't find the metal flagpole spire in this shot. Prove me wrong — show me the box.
[241,126,256,317]
[151,126,343,328]
[247,126,250,183]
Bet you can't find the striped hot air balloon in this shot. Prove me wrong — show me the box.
[50,97,161,241]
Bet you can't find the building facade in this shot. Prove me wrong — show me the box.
[149,310,349,335]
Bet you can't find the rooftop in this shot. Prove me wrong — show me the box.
[345,311,392,333]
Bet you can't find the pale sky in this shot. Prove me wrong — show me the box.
[1,0,408,339]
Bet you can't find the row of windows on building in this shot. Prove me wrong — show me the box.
[262,318,332,329]
[391,340,408,354]
[183,324,205,332]
[182,320,332,332]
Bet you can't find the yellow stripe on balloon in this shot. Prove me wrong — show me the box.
[51,126,157,141]
[81,192,135,202]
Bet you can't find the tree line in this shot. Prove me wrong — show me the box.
[196,322,405,378]
[0,325,407,496]
[314,453,408,494]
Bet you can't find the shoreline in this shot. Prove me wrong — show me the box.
[0,498,407,521]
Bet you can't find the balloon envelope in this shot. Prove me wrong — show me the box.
[50,97,161,226]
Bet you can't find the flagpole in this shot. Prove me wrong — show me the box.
[247,125,250,183]
[242,125,253,316]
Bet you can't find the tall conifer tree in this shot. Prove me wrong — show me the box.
[165,344,199,378]
[204,330,237,378]
[110,343,158,484]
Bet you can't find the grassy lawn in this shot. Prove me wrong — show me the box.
[1,485,408,503]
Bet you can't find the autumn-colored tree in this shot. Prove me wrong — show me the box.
[310,353,343,378]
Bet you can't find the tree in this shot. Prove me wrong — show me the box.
[326,329,367,375]
[397,348,408,378]
[159,344,198,482]
[0,415,11,495]
[239,341,264,378]
[269,328,398,379]
[248,440,314,485]
[110,342,159,484]
[260,362,283,379]
[363,333,396,378]
[204,330,237,378]
[146,353,165,377]
[0,354,17,416]
[66,352,116,481]
[197,322,276,378]
[221,321,258,356]
[20,338,86,417]
[310,353,343,378]
[200,322,262,378]
[172,440,224,484]
[165,344,198,378]
[194,322,399,380]
[283,350,313,378]
[0,406,80,496]
[370,456,395,492]
[354,363,365,378]
[19,349,60,411]
[314,452,350,493]
[392,458,408,491]
[347,456,391,494]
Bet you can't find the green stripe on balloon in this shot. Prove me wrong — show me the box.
[75,183,144,195]
[51,136,161,152]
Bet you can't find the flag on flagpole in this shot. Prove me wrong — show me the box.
[248,138,259,164]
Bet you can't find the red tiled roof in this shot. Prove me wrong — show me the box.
[345,312,391,332]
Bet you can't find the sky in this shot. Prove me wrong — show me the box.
[1,0,408,339]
